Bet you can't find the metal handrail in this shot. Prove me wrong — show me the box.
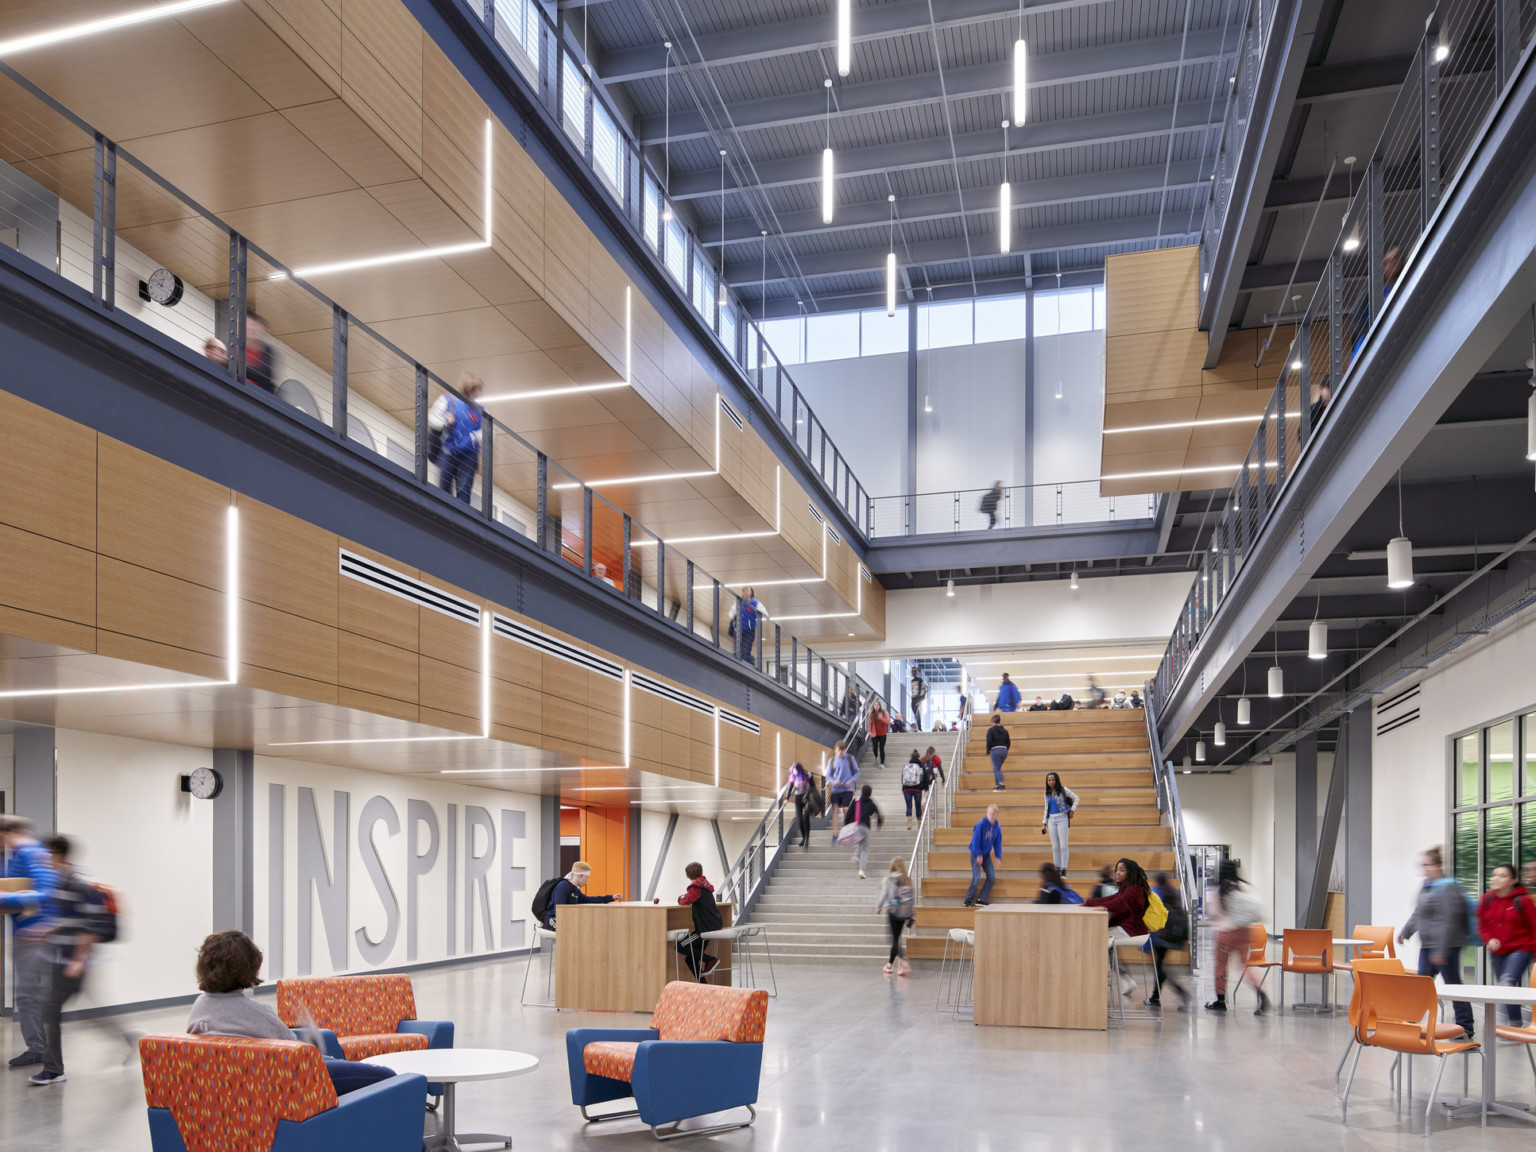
[869,482,1158,539]
[1144,685,1197,944]
[907,717,967,889]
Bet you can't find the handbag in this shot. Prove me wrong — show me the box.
[835,800,863,844]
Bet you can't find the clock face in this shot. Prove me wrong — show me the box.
[146,267,183,306]
[188,766,222,800]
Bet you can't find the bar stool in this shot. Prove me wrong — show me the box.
[667,927,697,982]
[1107,930,1161,1024]
[713,923,778,997]
[520,924,557,1006]
[935,927,969,1011]
[935,928,975,1019]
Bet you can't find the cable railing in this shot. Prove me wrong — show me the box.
[869,482,1158,538]
[1144,688,1197,951]
[450,0,873,537]
[1155,0,1536,716]
[0,64,875,724]
[906,716,967,895]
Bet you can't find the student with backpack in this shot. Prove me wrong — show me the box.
[787,762,821,850]
[1399,846,1476,1037]
[1479,862,1536,1025]
[876,858,916,975]
[900,751,927,829]
[839,785,884,879]
[1040,771,1079,873]
[1035,863,1082,905]
[985,714,1010,792]
[922,745,945,786]
[533,862,621,931]
[31,836,100,1086]
[676,863,723,980]
[1084,858,1155,1000]
[1146,872,1191,1010]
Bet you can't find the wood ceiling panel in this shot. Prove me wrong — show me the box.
[368,307,537,363]
[340,27,421,174]
[443,246,539,308]
[218,187,416,266]
[497,300,587,349]
[183,3,338,110]
[370,175,481,248]
[281,99,418,189]
[253,0,344,89]
[1104,246,1198,337]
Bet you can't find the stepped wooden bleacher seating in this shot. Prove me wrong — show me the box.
[911,708,1180,966]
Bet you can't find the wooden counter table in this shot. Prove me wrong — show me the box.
[973,905,1108,1030]
[554,901,733,1013]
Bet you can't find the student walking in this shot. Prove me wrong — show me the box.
[31,835,98,1086]
[787,762,818,849]
[963,806,1003,907]
[1146,872,1191,1010]
[731,587,764,664]
[985,714,1010,791]
[437,374,485,504]
[980,481,1003,528]
[841,785,883,879]
[876,858,916,975]
[1399,846,1476,1037]
[1204,861,1270,1014]
[0,815,56,1069]
[868,703,889,769]
[994,673,1021,712]
[1035,863,1081,905]
[922,745,945,786]
[826,740,859,843]
[677,863,722,980]
[1040,771,1079,873]
[909,671,927,725]
[1479,863,1536,1024]
[900,751,926,829]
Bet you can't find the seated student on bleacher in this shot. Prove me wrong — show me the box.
[185,930,396,1096]
[676,862,722,981]
[1028,696,1048,711]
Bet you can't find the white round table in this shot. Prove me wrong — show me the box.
[364,1048,538,1151]
[1432,985,1536,1129]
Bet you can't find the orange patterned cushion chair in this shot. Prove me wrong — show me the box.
[275,975,451,1062]
[139,1034,427,1152]
[567,981,769,1139]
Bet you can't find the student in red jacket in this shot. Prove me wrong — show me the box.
[1084,857,1152,937]
[1479,863,1536,1024]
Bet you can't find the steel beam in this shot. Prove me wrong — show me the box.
[636,29,1236,144]
[726,215,1197,287]
[702,162,1205,247]
[749,264,1104,318]
[599,0,1116,83]
[670,102,1226,199]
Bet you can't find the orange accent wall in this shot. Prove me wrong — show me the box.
[560,808,581,837]
[579,806,631,900]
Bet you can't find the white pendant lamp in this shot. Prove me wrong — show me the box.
[885,194,897,317]
[821,79,835,224]
[1012,37,1028,127]
[1182,755,1192,769]
[999,120,1012,254]
[1070,569,1079,590]
[1214,720,1226,746]
[1527,388,1536,461]
[946,577,955,597]
[1195,740,1206,763]
[1308,619,1328,660]
[836,0,851,76]
[1267,663,1283,698]
[1237,696,1251,725]
[1387,469,1413,589]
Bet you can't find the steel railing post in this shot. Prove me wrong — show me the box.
[92,135,116,309]
[479,414,495,519]
[331,305,349,440]
[535,453,549,552]
[685,561,695,632]
[414,365,429,484]
[227,234,247,386]
[622,514,633,598]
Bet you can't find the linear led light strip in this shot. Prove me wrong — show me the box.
[554,385,722,491]
[1104,412,1300,435]
[962,654,1162,667]
[0,0,234,55]
[1101,462,1279,481]
[481,287,633,404]
[0,505,240,698]
[272,120,493,281]
[265,609,493,746]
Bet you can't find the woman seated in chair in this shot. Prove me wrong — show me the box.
[186,930,396,1096]
[1083,858,1150,936]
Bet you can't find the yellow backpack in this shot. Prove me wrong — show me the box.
[1143,889,1169,933]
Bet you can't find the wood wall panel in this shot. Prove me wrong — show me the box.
[237,495,338,627]
[0,524,96,630]
[242,601,338,686]
[0,392,96,550]
[338,685,418,724]
[97,439,229,589]
[418,654,479,721]
[338,630,418,704]
[97,557,222,657]
[338,541,419,649]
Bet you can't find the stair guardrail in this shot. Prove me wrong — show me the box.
[908,715,967,892]
[1143,685,1197,969]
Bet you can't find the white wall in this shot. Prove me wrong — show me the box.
[864,570,1194,658]
[792,350,906,499]
[0,733,13,812]
[253,757,541,980]
[54,730,216,1006]
[916,340,1029,493]
[1372,606,1536,959]
[636,810,749,904]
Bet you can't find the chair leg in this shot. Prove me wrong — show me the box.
[1334,1036,1356,1091]
[1341,1043,1364,1123]
[1526,1042,1536,1094]
[519,943,535,1006]
[760,928,778,998]
[935,936,952,1010]
[1425,1055,1451,1138]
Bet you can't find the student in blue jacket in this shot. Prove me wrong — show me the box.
[0,815,57,1068]
[963,806,1003,907]
[995,673,1021,712]
[437,374,484,504]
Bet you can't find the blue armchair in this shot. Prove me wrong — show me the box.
[566,981,768,1140]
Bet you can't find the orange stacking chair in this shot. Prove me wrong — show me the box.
[1234,925,1280,1009]
[1279,928,1334,1012]
[1341,970,1481,1136]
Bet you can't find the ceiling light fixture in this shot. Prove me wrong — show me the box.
[821,78,835,224]
[661,44,674,221]
[630,530,779,547]
[718,149,729,307]
[1308,619,1328,660]
[1103,413,1300,435]
[551,469,714,491]
[1214,719,1226,746]
[836,0,851,76]
[924,394,932,413]
[1433,42,1450,63]
[0,0,234,56]
[886,194,897,317]
[1387,469,1414,589]
[1237,696,1251,725]
[999,120,1012,254]
[1342,236,1360,253]
[1070,570,1079,590]
[1267,631,1283,697]
[1100,462,1278,481]
[946,578,955,597]
[1012,5,1029,127]
[480,381,628,403]
[1195,740,1206,763]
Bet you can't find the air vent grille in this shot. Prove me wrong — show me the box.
[632,672,714,716]
[719,398,743,430]
[339,550,479,624]
[719,708,760,735]
[492,615,623,680]
[807,503,824,524]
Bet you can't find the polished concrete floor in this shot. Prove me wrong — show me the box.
[4,955,1536,1151]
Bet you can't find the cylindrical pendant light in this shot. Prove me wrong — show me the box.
[1308,619,1328,660]
[1012,38,1028,126]
[946,577,955,598]
[1070,570,1079,590]
[1525,389,1535,460]
[1237,696,1251,725]
[1214,720,1226,746]
[885,252,897,317]
[999,180,1011,253]
[1267,664,1283,698]
[1386,536,1414,589]
[821,146,834,223]
[1195,740,1206,763]
[836,0,851,76]
[1182,755,1191,769]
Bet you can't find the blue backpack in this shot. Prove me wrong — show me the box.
[1048,883,1084,905]
[1434,878,1481,946]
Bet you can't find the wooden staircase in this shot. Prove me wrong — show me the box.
[910,708,1182,961]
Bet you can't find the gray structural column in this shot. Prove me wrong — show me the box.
[1023,286,1035,524]
[14,726,56,836]
[540,794,559,882]
[1344,705,1373,933]
[211,748,254,934]
[1294,732,1318,917]
[629,807,642,900]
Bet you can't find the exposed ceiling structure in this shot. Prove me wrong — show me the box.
[571,0,1433,320]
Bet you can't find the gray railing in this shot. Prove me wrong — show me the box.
[906,717,967,894]
[450,0,872,536]
[869,482,1158,538]
[0,65,874,723]
[1156,0,1536,716]
[1145,688,1197,945]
